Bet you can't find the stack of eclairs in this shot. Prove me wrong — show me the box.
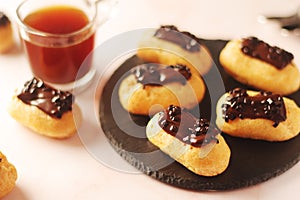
[118,25,300,176]
[1,10,82,197]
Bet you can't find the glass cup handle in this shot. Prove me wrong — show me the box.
[92,0,119,27]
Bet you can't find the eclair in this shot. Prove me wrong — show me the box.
[118,63,206,115]
[0,151,17,198]
[8,78,82,139]
[146,105,231,176]
[216,88,300,141]
[219,37,300,95]
[137,25,212,75]
[0,12,14,53]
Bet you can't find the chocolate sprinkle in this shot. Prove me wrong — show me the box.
[154,25,201,52]
[17,78,74,119]
[241,37,294,69]
[222,88,287,127]
[158,105,219,147]
[132,63,191,86]
[0,12,10,26]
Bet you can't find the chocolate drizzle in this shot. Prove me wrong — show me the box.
[154,25,201,52]
[241,37,294,69]
[222,88,286,127]
[17,78,73,119]
[158,105,219,147]
[132,63,191,86]
[0,12,10,26]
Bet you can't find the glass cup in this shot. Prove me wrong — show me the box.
[16,0,108,91]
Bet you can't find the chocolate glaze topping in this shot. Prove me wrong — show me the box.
[154,25,201,52]
[0,12,10,26]
[132,63,191,86]
[17,78,73,119]
[241,37,294,69]
[222,88,286,127]
[158,105,219,147]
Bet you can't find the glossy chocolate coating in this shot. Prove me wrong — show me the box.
[17,78,73,118]
[154,25,201,52]
[158,105,219,147]
[241,37,294,69]
[222,88,286,127]
[132,63,191,86]
[0,12,10,26]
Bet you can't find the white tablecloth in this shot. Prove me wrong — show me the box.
[0,0,299,199]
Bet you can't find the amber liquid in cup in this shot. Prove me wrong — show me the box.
[23,6,95,84]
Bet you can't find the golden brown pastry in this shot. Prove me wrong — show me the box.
[137,25,212,75]
[118,63,206,115]
[8,78,82,139]
[219,37,300,95]
[0,12,14,53]
[146,105,231,176]
[216,88,300,141]
[0,151,17,198]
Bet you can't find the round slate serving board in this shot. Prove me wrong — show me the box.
[99,39,300,191]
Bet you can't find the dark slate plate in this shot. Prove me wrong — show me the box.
[99,39,300,191]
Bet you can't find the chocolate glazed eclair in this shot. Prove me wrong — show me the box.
[0,12,14,53]
[8,78,82,138]
[118,63,205,115]
[146,105,231,176]
[216,88,300,141]
[137,25,212,75]
[219,37,300,95]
